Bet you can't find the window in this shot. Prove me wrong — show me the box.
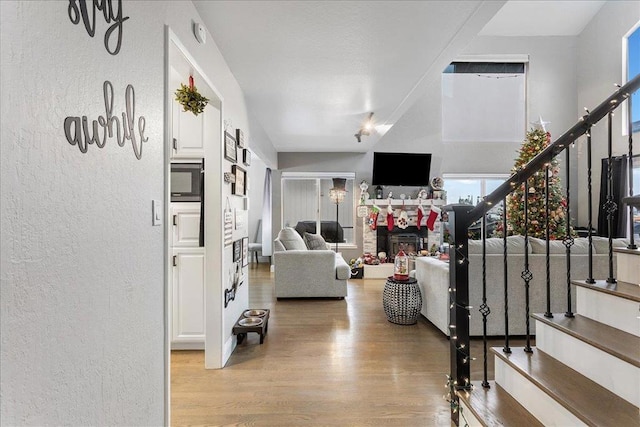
[281,172,356,247]
[625,22,640,133]
[443,174,509,239]
[442,59,527,143]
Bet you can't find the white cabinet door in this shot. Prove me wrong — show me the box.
[171,100,205,159]
[172,248,205,346]
[171,203,201,247]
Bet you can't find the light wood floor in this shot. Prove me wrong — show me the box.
[171,263,512,426]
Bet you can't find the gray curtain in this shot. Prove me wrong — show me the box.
[261,168,273,257]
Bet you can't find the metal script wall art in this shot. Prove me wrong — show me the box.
[64,80,147,160]
[68,0,129,55]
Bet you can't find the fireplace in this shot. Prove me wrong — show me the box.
[376,226,427,259]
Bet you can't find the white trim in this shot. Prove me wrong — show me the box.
[454,54,530,63]
[164,28,226,426]
[442,173,511,180]
[282,171,356,179]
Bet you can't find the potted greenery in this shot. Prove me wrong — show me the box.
[175,76,209,116]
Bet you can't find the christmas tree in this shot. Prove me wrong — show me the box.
[502,126,568,240]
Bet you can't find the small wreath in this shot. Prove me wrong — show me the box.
[175,76,209,116]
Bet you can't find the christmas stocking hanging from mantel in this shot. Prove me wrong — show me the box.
[427,206,441,231]
[368,205,380,230]
[386,204,395,231]
[416,203,424,230]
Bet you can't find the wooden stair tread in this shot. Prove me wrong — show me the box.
[613,246,640,255]
[459,381,544,427]
[532,313,640,367]
[572,279,640,302]
[492,347,640,426]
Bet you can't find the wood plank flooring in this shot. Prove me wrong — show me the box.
[171,264,519,426]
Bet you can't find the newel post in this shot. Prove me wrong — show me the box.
[447,204,473,422]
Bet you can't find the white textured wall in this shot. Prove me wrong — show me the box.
[576,1,640,227]
[377,35,578,177]
[0,0,275,423]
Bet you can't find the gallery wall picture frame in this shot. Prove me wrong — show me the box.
[224,131,237,163]
[242,149,251,166]
[236,128,245,148]
[242,237,249,267]
[232,165,246,196]
[233,239,241,262]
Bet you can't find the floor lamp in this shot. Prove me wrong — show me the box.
[329,178,346,253]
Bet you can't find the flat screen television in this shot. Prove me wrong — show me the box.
[371,152,432,186]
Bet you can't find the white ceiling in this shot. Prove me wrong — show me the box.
[193,0,605,154]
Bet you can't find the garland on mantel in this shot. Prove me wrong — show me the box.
[175,76,209,116]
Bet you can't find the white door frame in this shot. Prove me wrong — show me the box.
[164,26,226,424]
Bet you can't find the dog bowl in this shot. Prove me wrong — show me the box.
[238,317,263,327]
[243,309,267,318]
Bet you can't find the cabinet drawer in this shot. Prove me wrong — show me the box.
[171,204,201,247]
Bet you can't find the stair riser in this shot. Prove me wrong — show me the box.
[458,400,484,427]
[617,252,640,284]
[495,357,587,427]
[576,287,640,337]
[536,321,640,406]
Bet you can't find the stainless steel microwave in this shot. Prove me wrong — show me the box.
[171,162,203,202]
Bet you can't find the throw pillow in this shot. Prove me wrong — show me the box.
[304,232,327,250]
[277,227,307,251]
[591,236,630,254]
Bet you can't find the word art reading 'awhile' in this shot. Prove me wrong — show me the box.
[64,81,147,160]
[68,0,129,55]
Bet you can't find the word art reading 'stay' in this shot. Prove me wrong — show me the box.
[64,81,147,160]
[68,0,129,55]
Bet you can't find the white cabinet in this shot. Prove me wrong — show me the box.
[171,101,205,159]
[171,203,201,247]
[171,248,205,347]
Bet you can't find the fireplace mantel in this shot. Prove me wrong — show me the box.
[361,198,445,256]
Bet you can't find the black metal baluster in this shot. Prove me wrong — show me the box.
[481,210,490,388]
[628,95,637,249]
[586,127,596,284]
[564,147,575,317]
[503,196,511,354]
[522,180,533,353]
[606,112,617,284]
[544,165,553,318]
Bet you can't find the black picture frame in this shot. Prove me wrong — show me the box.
[243,149,251,166]
[233,239,241,262]
[224,131,237,163]
[232,165,246,196]
[242,237,249,267]
[236,128,245,148]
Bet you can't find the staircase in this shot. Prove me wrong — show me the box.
[458,249,640,426]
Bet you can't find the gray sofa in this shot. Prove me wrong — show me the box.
[414,235,627,336]
[273,227,350,298]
